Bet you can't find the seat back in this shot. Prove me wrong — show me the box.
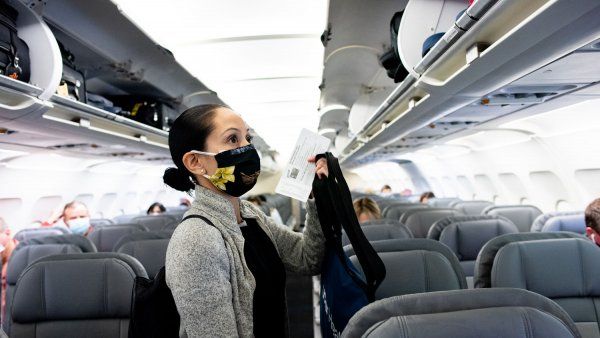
[131,215,177,232]
[531,211,583,232]
[88,224,147,252]
[431,216,519,277]
[483,205,542,232]
[114,232,172,278]
[382,204,427,221]
[452,200,493,215]
[341,224,412,246]
[10,253,147,338]
[360,218,402,227]
[3,244,83,334]
[473,231,585,289]
[426,197,461,208]
[90,218,114,227]
[346,239,467,300]
[542,214,586,234]
[491,238,600,338]
[402,208,463,238]
[342,288,580,338]
[112,213,141,224]
[14,227,68,242]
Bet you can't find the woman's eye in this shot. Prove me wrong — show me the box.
[246,135,254,143]
[229,135,238,143]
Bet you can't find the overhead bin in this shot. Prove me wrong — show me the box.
[341,0,600,167]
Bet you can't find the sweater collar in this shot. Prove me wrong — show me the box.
[190,185,258,230]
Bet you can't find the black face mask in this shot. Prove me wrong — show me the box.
[192,144,261,197]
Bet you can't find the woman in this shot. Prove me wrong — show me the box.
[353,197,382,222]
[147,202,166,215]
[420,191,435,204]
[163,104,328,338]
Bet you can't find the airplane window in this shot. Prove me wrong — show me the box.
[30,196,63,224]
[529,171,569,212]
[0,198,23,230]
[556,199,574,212]
[574,169,600,203]
[456,175,476,199]
[73,194,94,208]
[96,193,118,219]
[474,174,498,201]
[497,173,528,204]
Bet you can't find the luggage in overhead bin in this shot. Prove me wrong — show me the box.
[379,11,408,83]
[0,1,30,82]
[56,41,86,103]
[110,96,170,130]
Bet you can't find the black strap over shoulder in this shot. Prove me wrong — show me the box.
[182,214,215,227]
[313,152,386,301]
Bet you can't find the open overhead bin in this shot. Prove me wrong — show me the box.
[341,0,600,168]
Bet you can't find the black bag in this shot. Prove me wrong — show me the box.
[110,96,167,129]
[57,42,86,103]
[313,152,386,336]
[0,1,30,82]
[129,215,214,338]
[379,11,408,83]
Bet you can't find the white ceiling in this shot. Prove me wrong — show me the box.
[111,0,329,162]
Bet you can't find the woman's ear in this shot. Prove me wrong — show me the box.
[182,152,207,177]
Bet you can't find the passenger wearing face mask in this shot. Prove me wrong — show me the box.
[61,201,92,236]
[164,104,328,338]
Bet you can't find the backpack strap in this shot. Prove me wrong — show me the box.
[181,214,215,227]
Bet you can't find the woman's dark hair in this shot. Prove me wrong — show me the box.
[419,191,435,203]
[147,202,166,214]
[163,104,229,192]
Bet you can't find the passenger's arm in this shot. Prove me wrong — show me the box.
[166,223,237,337]
[260,200,325,275]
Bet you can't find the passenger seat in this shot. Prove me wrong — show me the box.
[345,239,467,300]
[541,214,586,234]
[482,205,542,233]
[382,204,428,221]
[427,216,519,284]
[426,197,461,208]
[3,235,97,334]
[13,227,69,242]
[401,208,463,238]
[531,211,583,232]
[87,224,147,252]
[489,238,600,338]
[341,224,412,246]
[114,231,172,278]
[10,253,147,337]
[342,288,580,338]
[131,215,177,232]
[452,200,493,215]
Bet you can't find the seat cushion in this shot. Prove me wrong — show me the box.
[404,209,463,238]
[542,214,586,234]
[484,205,542,233]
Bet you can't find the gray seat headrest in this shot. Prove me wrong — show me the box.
[17,234,97,253]
[482,205,542,233]
[116,235,171,278]
[113,231,172,252]
[13,227,68,242]
[360,218,402,227]
[542,214,586,234]
[345,239,467,290]
[428,215,515,240]
[11,253,147,325]
[132,215,178,231]
[89,218,114,227]
[88,224,148,252]
[473,232,585,288]
[7,244,83,285]
[382,204,426,220]
[452,200,494,215]
[531,211,583,232]
[402,208,464,238]
[342,224,412,246]
[426,198,461,208]
[436,217,519,262]
[342,288,581,338]
[492,238,600,298]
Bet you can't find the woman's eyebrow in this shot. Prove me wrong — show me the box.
[221,127,240,135]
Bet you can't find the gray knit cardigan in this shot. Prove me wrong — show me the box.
[165,186,325,337]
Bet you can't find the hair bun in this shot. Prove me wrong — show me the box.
[163,167,195,192]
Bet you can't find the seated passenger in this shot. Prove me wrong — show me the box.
[380,184,392,195]
[179,198,191,208]
[0,217,16,321]
[585,198,600,245]
[353,197,382,222]
[163,104,328,337]
[401,188,413,196]
[420,191,436,204]
[61,201,92,236]
[247,196,284,226]
[147,202,166,215]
